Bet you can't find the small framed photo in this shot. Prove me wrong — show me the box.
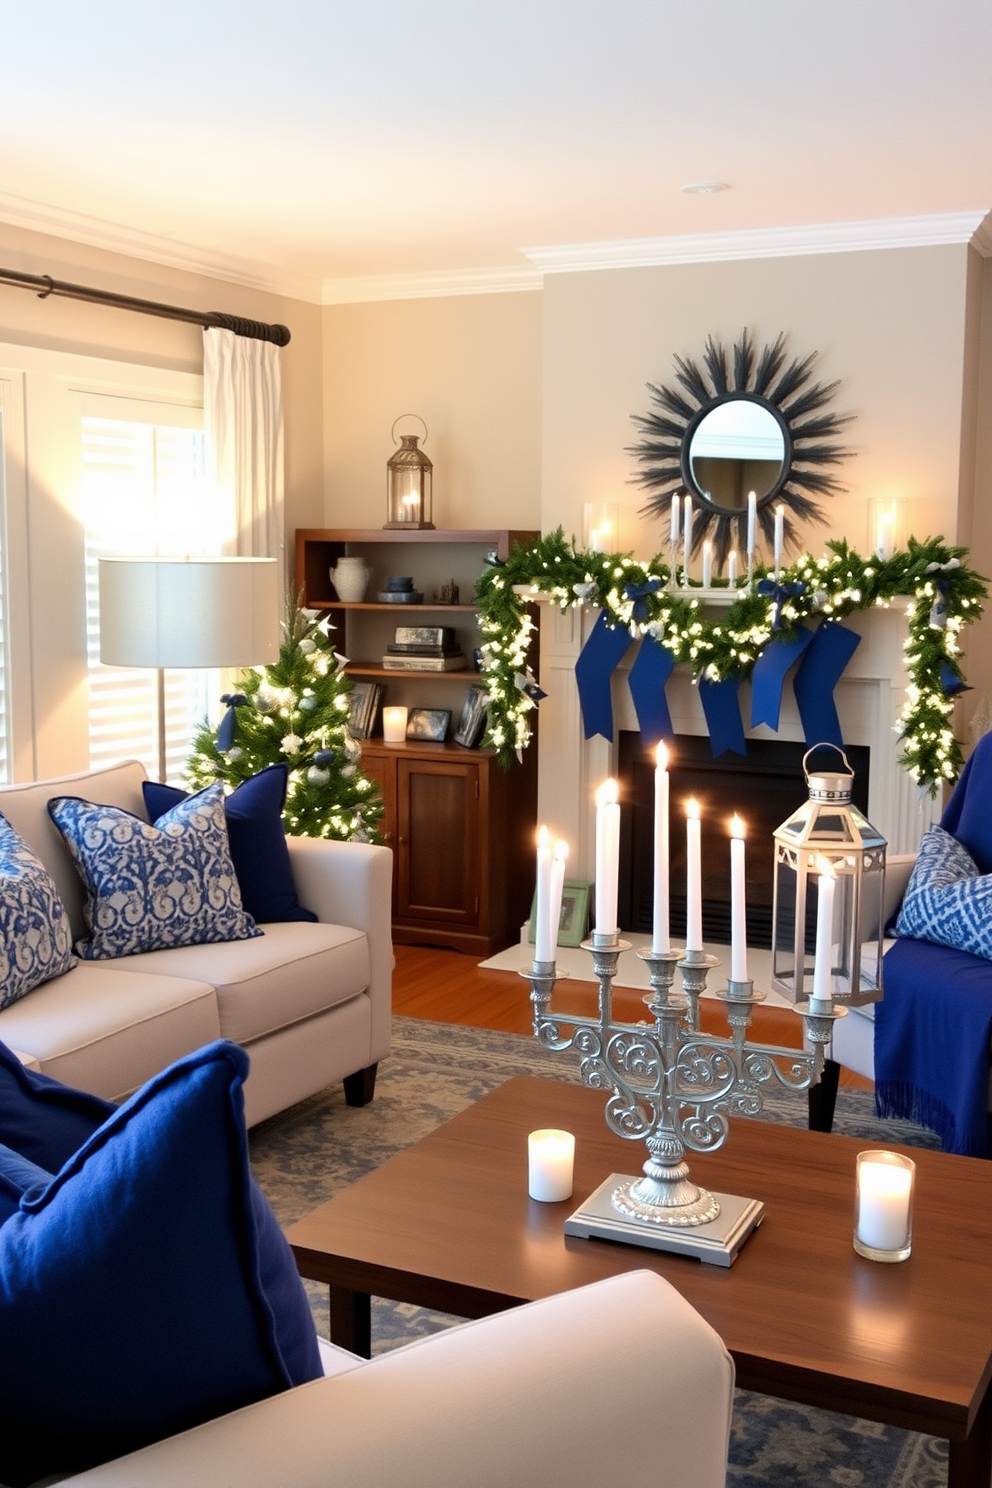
[454,685,488,748]
[406,707,451,743]
[528,879,592,949]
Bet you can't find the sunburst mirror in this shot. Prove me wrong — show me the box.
[628,331,853,566]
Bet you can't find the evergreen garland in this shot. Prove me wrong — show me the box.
[185,605,384,840]
[476,531,987,796]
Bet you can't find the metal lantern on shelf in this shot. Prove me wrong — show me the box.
[385,414,434,529]
[771,745,887,1008]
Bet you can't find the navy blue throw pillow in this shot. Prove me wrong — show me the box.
[143,766,317,924]
[0,1039,114,1171]
[0,1142,52,1226]
[0,1040,321,1486]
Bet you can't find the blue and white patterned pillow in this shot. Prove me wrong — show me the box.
[0,815,76,1010]
[895,823,992,961]
[48,783,260,960]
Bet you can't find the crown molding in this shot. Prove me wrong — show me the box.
[0,191,323,304]
[320,263,542,304]
[521,211,992,274]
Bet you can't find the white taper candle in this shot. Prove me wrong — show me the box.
[594,779,620,938]
[652,742,670,954]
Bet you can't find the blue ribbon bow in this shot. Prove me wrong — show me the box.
[216,693,248,752]
[925,559,961,630]
[756,577,806,631]
[623,577,662,623]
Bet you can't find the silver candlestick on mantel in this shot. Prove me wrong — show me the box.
[524,932,844,1266]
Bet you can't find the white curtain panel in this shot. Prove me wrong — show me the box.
[203,328,285,572]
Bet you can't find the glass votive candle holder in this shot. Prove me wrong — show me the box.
[528,1129,575,1202]
[382,706,408,743]
[854,1150,915,1262]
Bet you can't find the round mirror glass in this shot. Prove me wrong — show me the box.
[686,399,787,513]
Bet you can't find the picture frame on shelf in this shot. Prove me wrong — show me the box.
[453,685,488,748]
[527,880,592,949]
[348,681,383,739]
[406,707,451,743]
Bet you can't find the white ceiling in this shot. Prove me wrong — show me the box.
[1,0,991,303]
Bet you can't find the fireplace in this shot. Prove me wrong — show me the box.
[617,734,869,946]
[533,599,939,930]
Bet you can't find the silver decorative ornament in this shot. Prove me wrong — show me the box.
[307,765,330,787]
[255,691,278,715]
[298,694,318,712]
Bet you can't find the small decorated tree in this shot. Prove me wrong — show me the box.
[185,604,384,842]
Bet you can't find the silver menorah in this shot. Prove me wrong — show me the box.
[525,932,843,1265]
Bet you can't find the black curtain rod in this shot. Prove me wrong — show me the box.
[0,266,291,346]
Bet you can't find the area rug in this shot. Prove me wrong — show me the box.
[249,1017,946,1488]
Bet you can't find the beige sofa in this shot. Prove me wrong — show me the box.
[61,1271,735,1488]
[0,761,392,1126]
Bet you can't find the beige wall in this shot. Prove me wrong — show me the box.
[321,293,542,531]
[541,244,974,560]
[0,222,326,538]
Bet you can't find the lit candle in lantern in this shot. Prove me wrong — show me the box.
[774,503,784,578]
[727,549,738,587]
[534,825,553,963]
[746,491,757,568]
[670,493,681,549]
[811,855,836,1005]
[594,779,620,938]
[683,497,694,584]
[702,540,713,589]
[876,509,896,562]
[685,798,703,954]
[729,815,747,983]
[652,742,670,954]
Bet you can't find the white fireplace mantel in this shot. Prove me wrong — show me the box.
[535,599,941,881]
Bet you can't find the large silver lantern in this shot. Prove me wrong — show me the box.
[385,415,434,530]
[772,746,887,1008]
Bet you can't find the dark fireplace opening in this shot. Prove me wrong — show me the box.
[618,734,870,948]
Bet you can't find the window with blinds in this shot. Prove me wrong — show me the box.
[82,416,217,784]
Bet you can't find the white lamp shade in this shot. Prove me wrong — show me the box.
[99,557,281,669]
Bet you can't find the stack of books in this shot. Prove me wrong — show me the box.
[382,625,467,672]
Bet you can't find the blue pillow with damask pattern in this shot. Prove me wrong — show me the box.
[895,824,992,961]
[48,783,260,960]
[0,814,76,1010]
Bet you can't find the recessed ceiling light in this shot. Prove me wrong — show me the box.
[681,181,730,195]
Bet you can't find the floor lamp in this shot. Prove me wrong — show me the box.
[98,556,281,784]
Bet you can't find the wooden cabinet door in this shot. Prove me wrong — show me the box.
[396,757,481,927]
[358,751,397,854]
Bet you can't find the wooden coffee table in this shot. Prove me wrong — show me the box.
[287,1076,992,1488]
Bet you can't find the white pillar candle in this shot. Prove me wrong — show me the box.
[746,491,757,564]
[702,540,713,589]
[856,1152,914,1254]
[652,742,670,955]
[670,493,681,548]
[382,706,408,743]
[811,856,836,1004]
[534,825,553,963]
[528,1129,575,1202]
[729,815,747,983]
[685,798,703,954]
[727,549,738,587]
[683,496,694,584]
[876,509,896,562]
[549,839,569,952]
[774,503,784,578]
[594,779,620,938]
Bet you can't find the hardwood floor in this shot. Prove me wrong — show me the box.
[392,942,873,1091]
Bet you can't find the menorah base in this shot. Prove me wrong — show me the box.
[614,1177,721,1227]
[565,1174,765,1267]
